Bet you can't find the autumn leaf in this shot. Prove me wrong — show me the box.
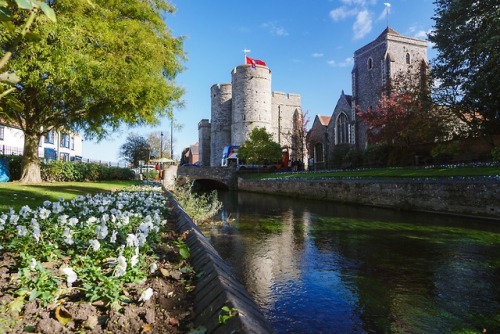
[55,306,72,325]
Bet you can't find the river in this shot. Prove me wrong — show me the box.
[199,191,500,334]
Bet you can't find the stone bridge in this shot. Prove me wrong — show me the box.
[176,166,238,189]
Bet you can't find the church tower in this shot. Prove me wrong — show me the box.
[352,27,428,148]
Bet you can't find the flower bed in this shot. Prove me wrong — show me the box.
[0,184,196,333]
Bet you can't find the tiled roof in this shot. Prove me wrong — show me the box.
[317,115,331,126]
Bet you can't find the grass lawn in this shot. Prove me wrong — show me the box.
[0,180,141,213]
[245,165,500,180]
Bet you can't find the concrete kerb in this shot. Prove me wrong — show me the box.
[164,191,275,334]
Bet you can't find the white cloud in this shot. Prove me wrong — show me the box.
[312,52,324,58]
[353,10,372,39]
[341,0,376,5]
[327,57,354,67]
[330,0,377,39]
[330,6,357,21]
[261,22,289,37]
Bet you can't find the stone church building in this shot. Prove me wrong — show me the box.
[307,27,428,169]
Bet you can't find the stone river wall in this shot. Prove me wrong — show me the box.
[238,178,500,220]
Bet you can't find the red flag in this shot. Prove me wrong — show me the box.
[245,56,267,68]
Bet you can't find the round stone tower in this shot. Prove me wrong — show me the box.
[231,64,272,146]
[210,83,232,166]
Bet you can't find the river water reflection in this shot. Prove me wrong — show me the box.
[199,191,500,334]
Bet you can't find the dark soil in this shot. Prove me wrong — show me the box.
[0,218,196,334]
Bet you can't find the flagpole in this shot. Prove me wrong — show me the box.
[243,49,251,64]
[384,3,391,28]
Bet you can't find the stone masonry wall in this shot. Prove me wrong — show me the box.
[238,178,500,220]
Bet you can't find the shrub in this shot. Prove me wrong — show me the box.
[431,142,461,163]
[363,144,392,167]
[173,179,222,224]
[331,145,351,168]
[491,147,500,162]
[344,148,363,168]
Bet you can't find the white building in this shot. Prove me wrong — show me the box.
[0,122,83,161]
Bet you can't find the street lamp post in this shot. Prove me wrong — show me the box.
[170,117,173,159]
[160,132,163,158]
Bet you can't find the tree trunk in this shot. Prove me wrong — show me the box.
[19,132,43,183]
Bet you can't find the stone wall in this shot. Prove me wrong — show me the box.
[238,178,500,220]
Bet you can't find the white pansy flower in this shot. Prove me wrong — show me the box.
[19,205,32,218]
[17,225,28,237]
[95,223,108,240]
[62,227,74,245]
[38,208,50,220]
[114,256,127,277]
[110,230,118,243]
[32,226,41,243]
[126,234,139,248]
[43,200,52,207]
[29,258,37,270]
[62,267,77,287]
[58,214,69,225]
[138,222,150,235]
[137,232,147,247]
[68,217,79,226]
[130,248,139,267]
[89,239,100,251]
[138,288,153,302]
[9,214,19,224]
[87,216,98,225]
[52,202,65,214]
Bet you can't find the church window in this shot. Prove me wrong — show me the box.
[336,113,350,144]
[314,143,324,163]
[406,52,411,64]
[367,57,373,70]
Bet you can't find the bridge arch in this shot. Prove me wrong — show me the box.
[177,166,238,190]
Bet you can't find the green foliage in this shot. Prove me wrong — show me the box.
[491,147,500,162]
[238,127,282,164]
[363,144,392,167]
[39,160,134,182]
[142,170,159,181]
[173,239,190,261]
[173,179,222,224]
[0,0,56,102]
[429,0,500,137]
[218,305,238,325]
[431,142,461,163]
[120,133,152,167]
[331,144,351,168]
[0,0,185,182]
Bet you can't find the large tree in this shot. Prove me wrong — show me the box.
[0,1,56,100]
[0,0,184,183]
[238,127,282,165]
[119,133,150,167]
[357,64,448,147]
[429,0,500,140]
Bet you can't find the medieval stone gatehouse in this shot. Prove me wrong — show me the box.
[198,62,304,167]
[307,27,428,169]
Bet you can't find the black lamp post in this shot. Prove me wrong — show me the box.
[160,131,163,158]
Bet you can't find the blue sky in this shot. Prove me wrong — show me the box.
[83,0,436,163]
